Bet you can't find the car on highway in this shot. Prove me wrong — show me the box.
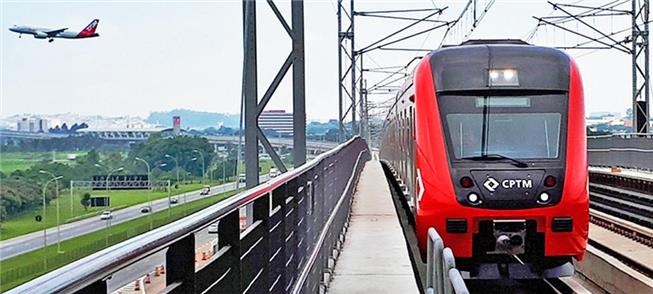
[170,196,178,204]
[208,223,219,234]
[238,174,246,183]
[100,210,112,220]
[200,185,211,195]
[269,168,279,178]
[140,206,151,213]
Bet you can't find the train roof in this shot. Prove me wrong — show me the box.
[429,40,571,92]
[445,39,530,47]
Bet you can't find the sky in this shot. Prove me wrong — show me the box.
[0,0,639,121]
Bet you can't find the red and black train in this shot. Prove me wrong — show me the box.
[380,40,589,278]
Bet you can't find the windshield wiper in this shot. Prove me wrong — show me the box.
[461,154,529,168]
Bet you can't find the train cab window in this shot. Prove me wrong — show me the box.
[439,94,566,161]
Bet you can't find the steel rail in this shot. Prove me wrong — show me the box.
[590,209,653,248]
[589,170,653,229]
[589,209,653,278]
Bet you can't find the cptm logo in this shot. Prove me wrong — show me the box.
[483,177,500,192]
[483,177,533,192]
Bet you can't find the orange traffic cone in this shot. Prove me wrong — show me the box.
[154,267,160,277]
[144,274,151,284]
[134,281,140,291]
[160,265,166,274]
[202,252,208,260]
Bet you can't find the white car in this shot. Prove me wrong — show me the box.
[269,168,279,178]
[170,196,179,204]
[100,211,112,220]
[238,174,246,183]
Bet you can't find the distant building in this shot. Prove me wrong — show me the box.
[17,117,48,133]
[259,110,293,137]
[17,118,28,132]
[173,116,181,136]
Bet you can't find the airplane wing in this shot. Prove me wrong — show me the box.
[45,28,68,36]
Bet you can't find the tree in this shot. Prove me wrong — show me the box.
[0,206,7,231]
[81,192,91,211]
[129,135,214,178]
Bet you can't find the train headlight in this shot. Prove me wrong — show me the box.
[488,68,519,86]
[467,193,481,204]
[538,192,551,204]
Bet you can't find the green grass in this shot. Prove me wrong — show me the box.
[0,181,223,240]
[0,156,280,241]
[0,152,84,174]
[0,189,239,291]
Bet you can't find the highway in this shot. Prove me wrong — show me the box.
[0,179,256,261]
[107,227,219,293]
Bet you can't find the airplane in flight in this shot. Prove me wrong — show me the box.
[8,19,99,43]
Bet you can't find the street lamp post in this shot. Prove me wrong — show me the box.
[165,154,179,185]
[70,180,74,218]
[39,171,63,254]
[135,157,153,230]
[223,160,227,184]
[160,164,172,218]
[167,180,171,218]
[39,175,63,270]
[96,164,124,247]
[192,149,206,182]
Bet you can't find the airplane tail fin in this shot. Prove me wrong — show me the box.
[77,19,99,37]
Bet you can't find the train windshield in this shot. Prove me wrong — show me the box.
[439,94,565,160]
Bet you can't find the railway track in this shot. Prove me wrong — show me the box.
[589,209,653,278]
[588,171,653,229]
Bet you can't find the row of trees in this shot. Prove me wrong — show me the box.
[0,178,55,226]
[1,135,239,223]
[1,136,126,153]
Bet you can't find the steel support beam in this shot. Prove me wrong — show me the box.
[534,0,650,134]
[242,0,306,186]
[337,1,344,142]
[359,55,367,140]
[336,3,459,145]
[632,0,650,133]
[292,0,307,166]
[350,0,357,137]
[243,0,259,189]
[337,0,356,142]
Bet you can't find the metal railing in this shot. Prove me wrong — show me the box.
[9,137,370,294]
[588,134,653,170]
[425,228,469,294]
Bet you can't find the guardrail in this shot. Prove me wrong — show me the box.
[588,134,653,170]
[9,137,370,294]
[425,228,469,294]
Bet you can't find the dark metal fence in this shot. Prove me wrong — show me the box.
[588,134,653,170]
[9,137,370,294]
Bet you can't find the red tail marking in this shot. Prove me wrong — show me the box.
[77,19,99,38]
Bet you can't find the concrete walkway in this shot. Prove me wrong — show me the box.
[328,160,419,293]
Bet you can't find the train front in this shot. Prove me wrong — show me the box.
[414,40,588,278]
